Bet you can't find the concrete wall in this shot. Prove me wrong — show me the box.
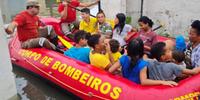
[142,0,200,37]
[101,0,126,19]
[0,9,18,100]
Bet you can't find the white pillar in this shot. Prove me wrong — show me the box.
[0,9,18,100]
[126,0,141,26]
[0,0,11,23]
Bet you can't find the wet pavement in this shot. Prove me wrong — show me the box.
[13,64,80,100]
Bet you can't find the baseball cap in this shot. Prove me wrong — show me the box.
[26,0,40,7]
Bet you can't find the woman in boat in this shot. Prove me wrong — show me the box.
[138,16,158,51]
[112,13,132,46]
[109,38,178,86]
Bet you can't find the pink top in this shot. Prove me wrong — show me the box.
[138,29,158,47]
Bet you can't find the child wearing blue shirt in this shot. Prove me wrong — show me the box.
[64,30,91,63]
[119,55,148,84]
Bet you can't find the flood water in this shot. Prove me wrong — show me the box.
[13,64,81,100]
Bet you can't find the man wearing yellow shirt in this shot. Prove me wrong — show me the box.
[88,34,114,70]
[79,8,98,35]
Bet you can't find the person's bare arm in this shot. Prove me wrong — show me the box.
[79,0,100,7]
[105,42,115,65]
[107,51,114,64]
[144,45,151,51]
[140,67,178,87]
[60,1,68,19]
[108,61,121,73]
[5,22,18,34]
[182,67,200,75]
[105,63,112,71]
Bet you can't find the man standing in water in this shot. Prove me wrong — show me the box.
[58,0,100,34]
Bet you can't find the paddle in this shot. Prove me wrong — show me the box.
[98,1,101,12]
[65,0,96,17]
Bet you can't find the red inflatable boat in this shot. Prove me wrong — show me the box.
[9,18,200,100]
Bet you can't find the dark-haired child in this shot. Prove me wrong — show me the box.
[172,50,186,68]
[109,39,122,62]
[64,30,91,63]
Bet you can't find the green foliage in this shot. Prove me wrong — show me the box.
[126,16,132,24]
[45,0,57,8]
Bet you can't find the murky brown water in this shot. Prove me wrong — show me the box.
[12,64,81,100]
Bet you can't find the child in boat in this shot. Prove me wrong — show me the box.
[64,30,91,63]
[138,16,158,51]
[147,42,200,82]
[172,50,186,68]
[172,50,188,81]
[174,35,192,69]
[109,39,122,62]
[88,34,114,70]
[109,38,177,86]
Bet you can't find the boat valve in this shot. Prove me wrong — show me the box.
[88,92,93,97]
[11,57,18,62]
[48,71,53,75]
